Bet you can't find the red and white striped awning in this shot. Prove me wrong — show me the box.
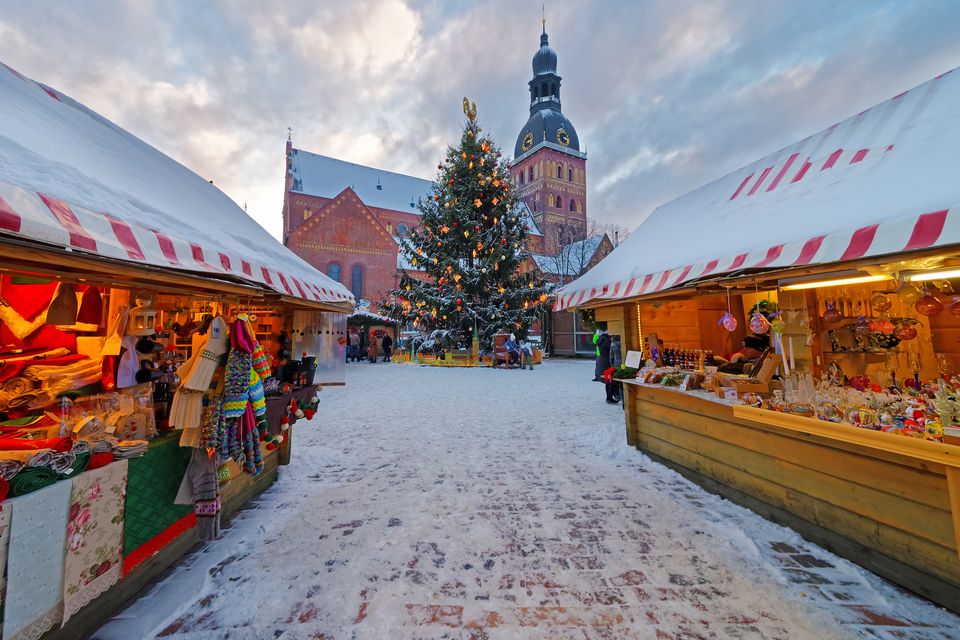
[0,61,353,307]
[556,67,960,311]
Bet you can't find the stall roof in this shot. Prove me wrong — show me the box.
[0,62,353,308]
[556,67,960,311]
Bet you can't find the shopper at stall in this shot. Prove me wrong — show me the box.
[367,330,379,363]
[717,335,770,375]
[596,324,612,400]
[381,332,393,362]
[607,334,623,404]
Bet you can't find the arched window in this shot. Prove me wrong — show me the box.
[350,264,363,300]
[556,163,562,179]
[519,171,525,186]
[396,223,408,238]
[556,196,562,210]
[568,167,573,181]
[569,199,575,212]
[527,167,533,182]
[328,263,341,283]
[540,82,548,97]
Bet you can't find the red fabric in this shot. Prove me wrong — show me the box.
[76,286,103,325]
[86,452,114,470]
[0,354,87,382]
[0,478,8,505]
[0,274,57,321]
[123,512,196,576]
[602,367,614,384]
[1,324,77,353]
[0,436,72,451]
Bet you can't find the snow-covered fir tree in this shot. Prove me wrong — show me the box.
[383,99,549,349]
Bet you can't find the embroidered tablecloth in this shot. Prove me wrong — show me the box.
[3,479,71,640]
[61,460,128,626]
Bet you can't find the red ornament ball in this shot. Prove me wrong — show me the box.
[915,294,944,316]
[456,298,462,305]
[448,179,454,185]
[501,238,507,245]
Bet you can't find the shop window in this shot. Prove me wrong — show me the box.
[328,263,342,283]
[351,264,363,300]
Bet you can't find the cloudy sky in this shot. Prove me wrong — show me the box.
[2,0,959,239]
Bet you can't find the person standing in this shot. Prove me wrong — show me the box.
[367,330,379,363]
[607,334,623,404]
[594,324,609,384]
[592,328,602,381]
[381,332,393,362]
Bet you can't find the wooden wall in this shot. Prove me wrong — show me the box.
[637,294,745,357]
[627,384,960,612]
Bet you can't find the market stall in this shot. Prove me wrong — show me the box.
[556,66,960,611]
[0,63,353,639]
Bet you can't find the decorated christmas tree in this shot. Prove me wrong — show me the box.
[383,98,549,349]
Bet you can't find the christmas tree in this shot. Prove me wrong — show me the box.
[383,98,549,349]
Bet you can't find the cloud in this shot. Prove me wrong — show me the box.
[1,0,958,239]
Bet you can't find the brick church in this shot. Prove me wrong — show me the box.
[283,27,610,354]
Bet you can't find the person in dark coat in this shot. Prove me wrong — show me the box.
[381,333,393,362]
[606,334,623,404]
[595,324,612,401]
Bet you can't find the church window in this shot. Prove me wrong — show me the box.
[577,200,583,213]
[527,166,533,182]
[396,223,408,238]
[556,163,562,179]
[547,194,554,207]
[328,262,342,283]
[351,264,363,300]
[569,199,575,212]
[519,171,525,186]
[556,196,562,210]
[540,82,548,97]
[303,208,311,220]
[568,167,573,181]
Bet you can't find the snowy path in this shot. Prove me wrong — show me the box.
[97,360,959,639]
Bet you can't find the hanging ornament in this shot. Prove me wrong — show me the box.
[719,312,738,332]
[749,312,771,334]
[854,315,871,335]
[894,320,919,341]
[874,318,895,334]
[915,294,944,316]
[822,302,842,324]
[897,283,922,306]
[869,292,892,313]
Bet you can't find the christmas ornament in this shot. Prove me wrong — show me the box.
[915,294,944,316]
[897,283,922,306]
[822,303,842,324]
[719,312,738,332]
[749,312,771,334]
[894,322,918,341]
[869,292,891,313]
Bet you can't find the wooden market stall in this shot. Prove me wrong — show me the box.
[555,66,960,612]
[0,63,353,639]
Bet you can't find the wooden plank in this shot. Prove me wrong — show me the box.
[949,467,960,561]
[641,448,960,613]
[638,429,960,586]
[640,398,950,505]
[640,417,956,549]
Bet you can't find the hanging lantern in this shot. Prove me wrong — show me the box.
[915,294,944,316]
[128,294,157,336]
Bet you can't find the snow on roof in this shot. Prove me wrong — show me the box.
[290,148,434,213]
[558,67,960,310]
[0,62,352,306]
[533,234,605,276]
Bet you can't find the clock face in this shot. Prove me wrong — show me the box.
[521,132,534,152]
[556,128,571,146]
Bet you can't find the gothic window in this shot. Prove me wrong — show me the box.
[556,163,562,179]
[396,223,408,238]
[577,200,583,213]
[569,199,575,212]
[547,194,554,207]
[328,262,342,283]
[527,166,533,182]
[519,171,525,186]
[556,196,562,210]
[350,264,363,300]
[568,167,573,181]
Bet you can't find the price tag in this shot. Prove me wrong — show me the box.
[679,374,691,391]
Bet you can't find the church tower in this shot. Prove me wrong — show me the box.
[510,26,587,254]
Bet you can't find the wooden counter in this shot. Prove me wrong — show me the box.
[623,381,960,612]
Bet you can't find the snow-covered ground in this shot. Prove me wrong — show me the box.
[96,360,960,639]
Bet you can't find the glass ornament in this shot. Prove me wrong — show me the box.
[894,323,918,341]
[874,318,895,334]
[897,283,922,306]
[915,294,944,316]
[719,312,738,332]
[749,312,771,334]
[869,292,892,313]
[854,315,871,335]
